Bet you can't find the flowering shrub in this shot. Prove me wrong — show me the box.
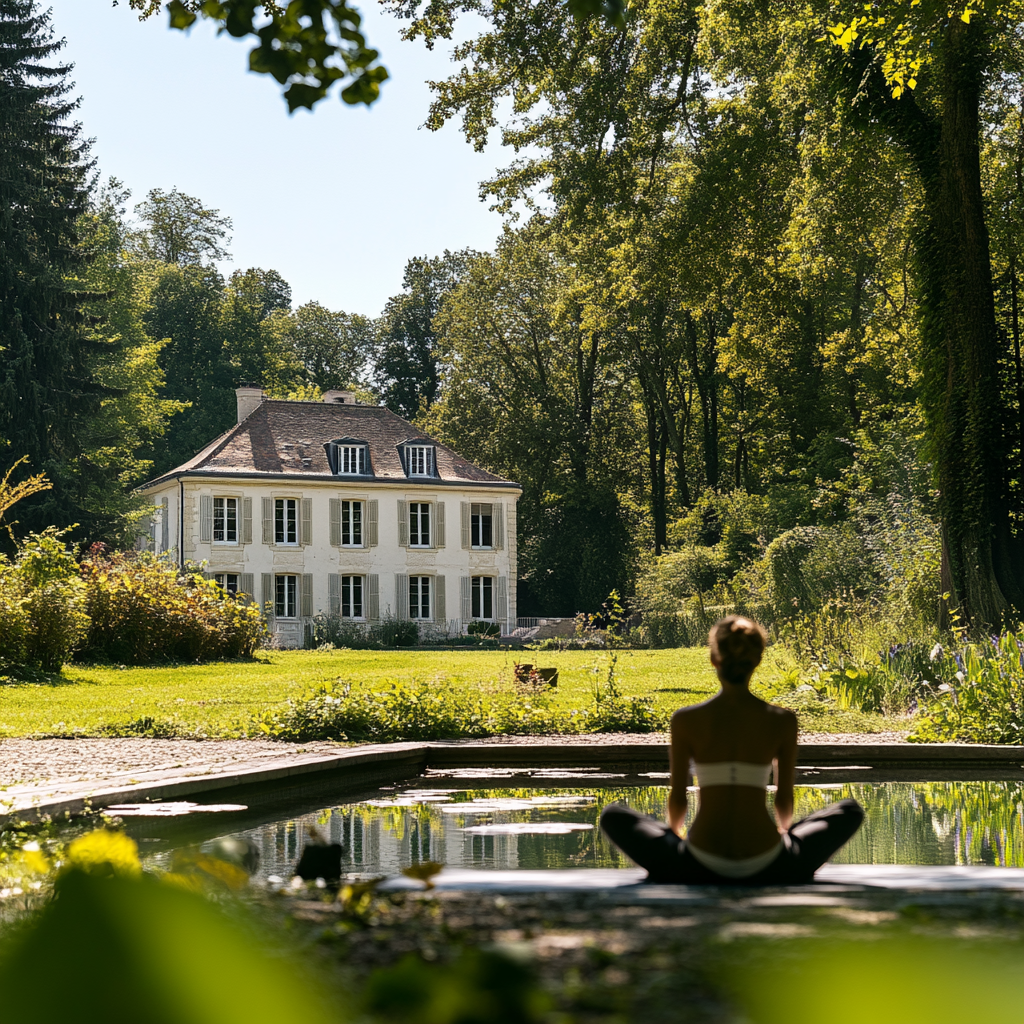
[910,630,1024,744]
[80,550,266,664]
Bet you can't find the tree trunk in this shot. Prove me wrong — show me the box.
[901,20,1024,624]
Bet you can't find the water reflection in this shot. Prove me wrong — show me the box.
[154,780,1024,880]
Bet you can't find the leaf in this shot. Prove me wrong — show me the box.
[401,861,444,889]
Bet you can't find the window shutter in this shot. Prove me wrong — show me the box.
[329,498,341,547]
[301,573,313,617]
[493,502,504,550]
[367,499,378,547]
[160,497,169,552]
[434,575,446,623]
[460,502,471,549]
[202,571,214,581]
[262,498,273,545]
[430,447,436,477]
[496,576,508,628]
[200,494,213,543]
[242,497,252,544]
[329,573,341,616]
[368,574,380,622]
[239,573,254,604]
[397,500,408,547]
[460,576,472,622]
[301,498,312,546]
[435,502,446,548]
[261,573,274,622]
[395,573,409,620]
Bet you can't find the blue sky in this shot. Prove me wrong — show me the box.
[47,0,509,316]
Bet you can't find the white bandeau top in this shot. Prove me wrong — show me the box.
[691,760,772,788]
[687,840,783,878]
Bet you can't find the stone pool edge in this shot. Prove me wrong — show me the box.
[4,740,1023,825]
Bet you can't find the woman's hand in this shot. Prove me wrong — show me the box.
[773,711,799,831]
[667,709,693,835]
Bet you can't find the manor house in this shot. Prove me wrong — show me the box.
[140,387,521,648]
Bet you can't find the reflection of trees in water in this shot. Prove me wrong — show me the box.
[249,781,1024,875]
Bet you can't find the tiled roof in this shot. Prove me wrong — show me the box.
[142,401,518,489]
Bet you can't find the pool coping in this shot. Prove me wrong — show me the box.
[4,740,1024,826]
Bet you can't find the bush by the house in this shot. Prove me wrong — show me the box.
[79,550,265,664]
[0,529,89,674]
[311,612,419,650]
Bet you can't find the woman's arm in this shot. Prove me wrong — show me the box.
[667,710,692,836]
[773,710,799,831]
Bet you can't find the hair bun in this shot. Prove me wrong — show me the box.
[708,615,767,684]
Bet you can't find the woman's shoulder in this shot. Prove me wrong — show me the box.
[762,701,799,732]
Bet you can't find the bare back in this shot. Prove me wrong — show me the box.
[669,689,798,859]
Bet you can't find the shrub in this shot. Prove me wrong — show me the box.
[467,620,500,637]
[80,551,265,664]
[310,612,419,650]
[910,631,1024,743]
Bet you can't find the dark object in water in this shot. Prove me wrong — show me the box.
[295,842,343,883]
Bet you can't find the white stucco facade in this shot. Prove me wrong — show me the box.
[140,391,520,647]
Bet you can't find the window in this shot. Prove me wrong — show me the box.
[406,445,432,477]
[275,498,298,545]
[341,500,363,546]
[409,502,431,547]
[275,574,297,617]
[471,576,493,619]
[341,575,363,618]
[337,445,366,475]
[213,497,237,543]
[214,573,239,595]
[409,576,431,620]
[471,503,493,548]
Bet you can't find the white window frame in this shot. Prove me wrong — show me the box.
[409,502,431,548]
[470,503,493,549]
[406,445,433,477]
[409,575,432,620]
[214,572,239,595]
[471,576,494,620]
[275,574,298,618]
[337,445,366,475]
[341,575,364,619]
[213,496,238,544]
[275,498,298,546]
[341,499,363,547]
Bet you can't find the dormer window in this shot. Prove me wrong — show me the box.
[326,438,371,476]
[404,444,435,477]
[338,445,366,475]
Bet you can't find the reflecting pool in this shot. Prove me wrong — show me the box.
[139,770,1024,880]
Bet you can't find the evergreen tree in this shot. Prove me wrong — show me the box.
[0,0,96,536]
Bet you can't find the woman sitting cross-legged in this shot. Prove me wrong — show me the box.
[601,615,864,885]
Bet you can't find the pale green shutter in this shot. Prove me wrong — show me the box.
[367,499,379,547]
[262,573,274,622]
[496,576,508,628]
[460,576,472,622]
[367,574,380,621]
[239,573,254,604]
[434,575,446,623]
[435,502,446,548]
[395,573,409,619]
[301,573,313,617]
[397,500,408,547]
[493,502,504,550]
[200,494,213,543]
[329,499,341,547]
[301,498,312,546]
[329,573,341,615]
[461,502,471,548]
[262,498,273,544]
[242,498,252,544]
[161,497,169,551]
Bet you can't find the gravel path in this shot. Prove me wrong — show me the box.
[0,732,908,793]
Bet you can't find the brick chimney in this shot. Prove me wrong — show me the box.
[323,390,357,404]
[235,385,264,423]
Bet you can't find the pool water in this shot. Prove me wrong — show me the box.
[139,770,1024,881]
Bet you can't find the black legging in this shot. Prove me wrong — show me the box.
[601,798,864,885]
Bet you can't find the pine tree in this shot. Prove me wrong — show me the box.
[0,0,95,535]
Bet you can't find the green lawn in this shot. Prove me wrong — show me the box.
[0,646,886,738]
